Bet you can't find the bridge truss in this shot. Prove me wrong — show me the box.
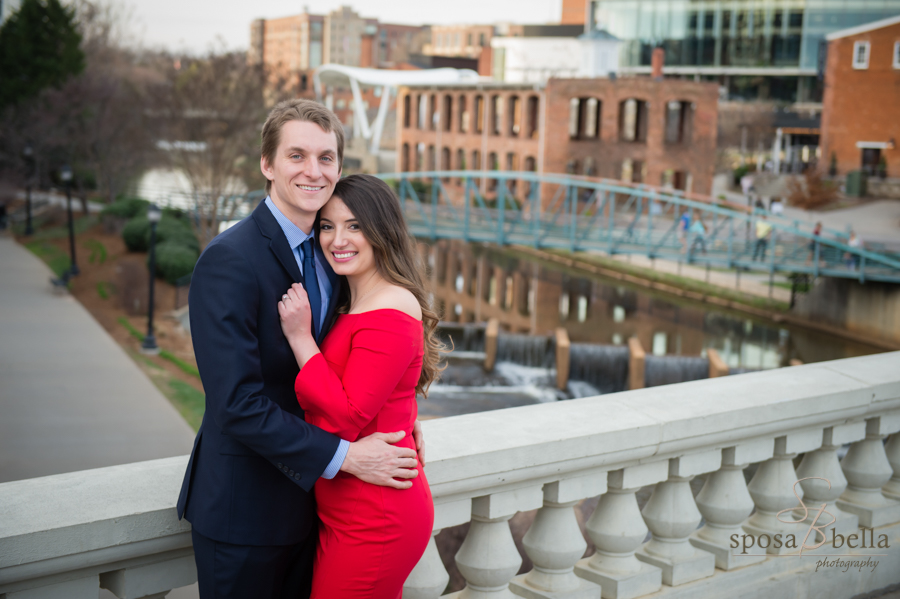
[377,171,900,285]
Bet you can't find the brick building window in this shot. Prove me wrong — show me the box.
[894,41,900,69]
[472,149,481,183]
[664,100,694,144]
[508,95,521,137]
[506,152,519,193]
[403,95,411,128]
[474,95,485,133]
[441,147,451,173]
[525,96,539,138]
[429,94,438,130]
[490,94,502,135]
[853,41,870,69]
[523,156,537,196]
[417,94,427,129]
[488,152,498,190]
[456,148,465,170]
[427,145,436,170]
[569,98,601,139]
[416,143,424,171]
[458,95,468,133]
[619,99,648,143]
[401,143,410,171]
[442,95,453,131]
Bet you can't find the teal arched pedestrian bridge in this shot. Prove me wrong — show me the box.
[377,171,900,285]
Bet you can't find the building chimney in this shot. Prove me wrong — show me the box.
[651,47,664,80]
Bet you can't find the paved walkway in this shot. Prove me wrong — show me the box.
[0,233,195,484]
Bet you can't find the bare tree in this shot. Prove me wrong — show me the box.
[152,50,283,247]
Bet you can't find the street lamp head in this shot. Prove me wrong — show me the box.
[147,203,163,223]
[59,165,73,183]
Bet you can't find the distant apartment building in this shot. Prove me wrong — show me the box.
[820,15,900,178]
[396,77,718,198]
[594,0,900,102]
[491,30,620,83]
[324,6,365,67]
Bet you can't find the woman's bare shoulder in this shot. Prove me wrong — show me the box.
[368,285,422,320]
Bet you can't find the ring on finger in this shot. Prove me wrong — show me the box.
[282,294,289,301]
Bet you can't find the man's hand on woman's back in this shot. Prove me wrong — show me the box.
[341,431,419,489]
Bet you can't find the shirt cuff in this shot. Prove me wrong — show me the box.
[321,439,349,480]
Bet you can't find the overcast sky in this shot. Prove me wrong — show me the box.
[121,0,564,54]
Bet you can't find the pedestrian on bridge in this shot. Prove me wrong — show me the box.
[752,215,772,262]
[688,216,707,259]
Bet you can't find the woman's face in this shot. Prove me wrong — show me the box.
[318,196,376,278]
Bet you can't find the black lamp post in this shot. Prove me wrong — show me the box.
[60,165,79,277]
[141,203,162,353]
[22,145,35,236]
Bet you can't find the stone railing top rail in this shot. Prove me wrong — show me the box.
[1,352,898,582]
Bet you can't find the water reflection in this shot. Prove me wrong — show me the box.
[423,240,880,369]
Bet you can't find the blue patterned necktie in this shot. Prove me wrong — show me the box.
[301,238,322,338]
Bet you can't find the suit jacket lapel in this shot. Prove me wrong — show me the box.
[252,201,302,283]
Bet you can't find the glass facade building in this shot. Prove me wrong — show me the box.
[598,0,900,100]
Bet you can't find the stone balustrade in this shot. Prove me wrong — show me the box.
[2,352,900,599]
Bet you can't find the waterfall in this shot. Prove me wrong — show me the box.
[439,323,485,352]
[644,355,709,387]
[568,343,630,394]
[496,333,555,368]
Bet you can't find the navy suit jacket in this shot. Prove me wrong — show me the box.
[177,200,343,546]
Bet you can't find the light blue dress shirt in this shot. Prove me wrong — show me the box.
[265,197,349,480]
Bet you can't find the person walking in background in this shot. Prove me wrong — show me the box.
[678,209,691,250]
[846,230,862,270]
[752,214,772,261]
[688,214,707,259]
[806,221,822,264]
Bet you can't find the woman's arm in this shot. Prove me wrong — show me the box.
[294,318,420,441]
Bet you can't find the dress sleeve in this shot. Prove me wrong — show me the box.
[294,316,420,441]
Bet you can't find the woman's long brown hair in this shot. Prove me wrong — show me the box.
[325,174,445,396]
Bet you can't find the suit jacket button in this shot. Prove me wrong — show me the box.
[277,462,283,469]
[294,474,301,480]
[289,469,295,476]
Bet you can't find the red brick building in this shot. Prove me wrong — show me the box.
[396,77,718,201]
[821,15,900,178]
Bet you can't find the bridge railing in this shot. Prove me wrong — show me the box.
[378,171,900,284]
[2,352,899,599]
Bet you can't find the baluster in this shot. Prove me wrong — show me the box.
[636,453,718,586]
[404,532,450,599]
[575,464,666,598]
[448,487,544,599]
[510,477,604,599]
[883,432,900,500]
[796,424,864,540]
[837,417,900,527]
[690,446,766,570]
[744,431,821,555]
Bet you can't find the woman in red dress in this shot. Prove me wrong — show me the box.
[278,174,442,598]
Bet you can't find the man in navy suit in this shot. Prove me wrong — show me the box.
[177,99,423,598]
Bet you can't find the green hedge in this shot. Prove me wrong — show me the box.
[102,197,150,219]
[122,216,151,251]
[149,241,199,284]
[123,215,199,253]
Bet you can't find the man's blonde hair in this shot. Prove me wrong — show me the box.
[260,99,345,192]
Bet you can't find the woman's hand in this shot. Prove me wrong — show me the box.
[278,283,320,367]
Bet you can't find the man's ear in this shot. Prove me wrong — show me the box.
[260,155,274,182]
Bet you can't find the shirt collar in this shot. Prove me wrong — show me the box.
[264,196,314,250]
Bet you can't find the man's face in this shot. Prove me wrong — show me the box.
[261,119,341,231]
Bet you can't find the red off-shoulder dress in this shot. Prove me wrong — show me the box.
[294,309,434,599]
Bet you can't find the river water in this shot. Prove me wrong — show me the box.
[419,241,882,416]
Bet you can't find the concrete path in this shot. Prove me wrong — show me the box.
[0,233,196,484]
